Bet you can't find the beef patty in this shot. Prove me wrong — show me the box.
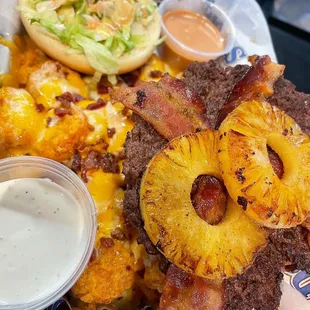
[123,60,310,309]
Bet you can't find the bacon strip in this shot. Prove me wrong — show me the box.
[216,55,285,128]
[159,265,224,310]
[111,74,209,140]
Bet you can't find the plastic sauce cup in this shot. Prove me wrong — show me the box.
[0,156,97,310]
[158,0,236,71]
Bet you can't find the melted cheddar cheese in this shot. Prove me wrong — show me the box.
[0,35,180,308]
[139,54,181,81]
[78,100,133,153]
[27,60,89,108]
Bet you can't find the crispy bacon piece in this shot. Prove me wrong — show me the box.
[35,103,45,113]
[216,55,285,128]
[159,265,224,310]
[111,74,209,140]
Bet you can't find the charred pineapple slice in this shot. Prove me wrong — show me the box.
[218,100,310,228]
[140,130,268,280]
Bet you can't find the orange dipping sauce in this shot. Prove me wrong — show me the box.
[161,9,226,71]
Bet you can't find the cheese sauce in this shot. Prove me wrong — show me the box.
[0,178,87,305]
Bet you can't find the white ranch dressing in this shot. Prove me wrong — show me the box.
[0,178,87,305]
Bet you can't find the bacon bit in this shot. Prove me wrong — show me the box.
[150,70,163,79]
[115,149,126,161]
[121,73,139,87]
[111,228,126,241]
[159,265,224,310]
[107,127,116,138]
[101,237,115,248]
[72,93,84,102]
[72,151,81,173]
[83,150,101,170]
[97,84,110,94]
[99,139,109,150]
[217,55,285,128]
[86,98,107,110]
[101,153,120,173]
[111,74,209,140]
[56,92,84,108]
[97,76,112,94]
[54,108,72,117]
[35,103,45,112]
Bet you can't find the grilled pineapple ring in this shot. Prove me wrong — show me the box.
[218,100,310,229]
[140,130,268,280]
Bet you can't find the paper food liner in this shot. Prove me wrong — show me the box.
[0,0,309,309]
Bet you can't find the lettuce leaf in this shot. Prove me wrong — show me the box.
[31,17,118,73]
[75,34,119,74]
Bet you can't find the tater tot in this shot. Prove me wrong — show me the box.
[34,105,89,161]
[0,87,45,155]
[27,60,88,108]
[72,242,135,304]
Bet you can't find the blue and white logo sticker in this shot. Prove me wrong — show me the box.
[224,45,247,65]
[46,298,72,310]
[285,271,310,300]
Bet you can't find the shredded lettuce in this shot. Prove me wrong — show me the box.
[74,0,86,16]
[29,0,42,7]
[75,34,118,74]
[107,74,117,86]
[57,5,75,23]
[36,0,79,12]
[30,17,64,38]
[111,40,126,59]
[22,0,161,74]
[104,36,113,49]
